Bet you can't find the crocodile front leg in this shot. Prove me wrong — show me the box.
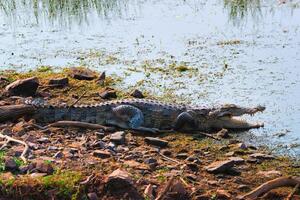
[107,105,159,133]
[174,111,197,131]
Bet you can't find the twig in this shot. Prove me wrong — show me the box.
[47,120,115,132]
[80,174,95,185]
[241,176,300,199]
[69,91,87,108]
[180,177,189,187]
[158,152,181,164]
[155,176,175,200]
[286,183,299,200]
[0,132,29,163]
[191,131,220,141]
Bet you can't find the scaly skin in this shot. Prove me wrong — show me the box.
[26,98,265,132]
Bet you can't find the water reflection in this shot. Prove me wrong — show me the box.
[0,0,270,27]
[223,0,262,25]
[0,0,129,26]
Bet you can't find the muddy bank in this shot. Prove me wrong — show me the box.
[0,68,299,200]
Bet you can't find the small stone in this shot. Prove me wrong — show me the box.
[186,163,198,171]
[161,149,172,156]
[95,132,105,139]
[205,160,235,174]
[47,146,58,151]
[228,157,245,164]
[105,169,133,189]
[99,88,117,99]
[225,151,236,157]
[144,137,168,147]
[5,77,39,96]
[110,131,126,145]
[48,77,69,87]
[207,180,218,185]
[93,150,111,159]
[144,158,157,165]
[96,72,106,86]
[30,172,47,178]
[130,89,144,98]
[4,158,18,170]
[238,184,249,190]
[91,140,106,149]
[53,151,63,159]
[216,189,231,199]
[69,67,96,80]
[249,153,275,160]
[236,142,247,150]
[35,161,54,174]
[185,174,197,181]
[168,180,189,199]
[37,137,50,143]
[216,128,229,138]
[176,153,188,159]
[87,192,98,200]
[257,170,282,178]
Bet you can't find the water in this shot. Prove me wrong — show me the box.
[0,0,300,156]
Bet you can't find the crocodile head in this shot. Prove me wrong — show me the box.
[195,104,266,130]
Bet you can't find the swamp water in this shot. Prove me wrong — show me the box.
[0,0,300,156]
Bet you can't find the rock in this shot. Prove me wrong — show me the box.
[30,172,48,178]
[99,88,117,99]
[110,131,126,145]
[0,76,9,83]
[257,170,282,178]
[144,158,157,165]
[124,160,149,170]
[216,189,231,199]
[144,137,168,147]
[95,132,105,139]
[185,174,197,181]
[87,192,98,200]
[161,149,172,156]
[35,161,54,174]
[68,67,96,80]
[91,140,106,149]
[5,77,39,96]
[96,72,106,86]
[186,163,198,171]
[106,169,133,190]
[238,184,249,190]
[228,157,245,164]
[4,158,18,170]
[105,169,142,199]
[176,153,188,159]
[130,89,144,98]
[48,77,69,87]
[249,153,275,160]
[216,128,229,138]
[205,160,235,174]
[236,142,247,150]
[37,137,50,143]
[53,151,63,159]
[93,150,111,159]
[167,180,189,199]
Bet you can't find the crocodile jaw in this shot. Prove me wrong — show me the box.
[211,116,264,130]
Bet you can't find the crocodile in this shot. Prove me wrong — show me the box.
[0,98,265,133]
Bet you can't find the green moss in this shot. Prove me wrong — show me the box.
[0,151,6,172]
[42,170,82,198]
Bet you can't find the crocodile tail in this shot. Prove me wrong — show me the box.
[25,98,71,123]
[24,98,108,124]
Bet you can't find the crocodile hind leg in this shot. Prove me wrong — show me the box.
[174,112,197,131]
[106,105,159,133]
